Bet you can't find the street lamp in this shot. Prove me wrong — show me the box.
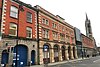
[81,45,84,59]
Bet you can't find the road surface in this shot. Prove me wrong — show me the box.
[49,56,100,67]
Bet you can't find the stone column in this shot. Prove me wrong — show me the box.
[49,43,54,63]
[8,52,13,65]
[65,45,69,60]
[59,45,63,61]
[71,46,74,59]
[39,48,44,64]
[50,48,54,63]
[75,47,78,59]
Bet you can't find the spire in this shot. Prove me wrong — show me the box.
[85,13,93,38]
[86,13,88,20]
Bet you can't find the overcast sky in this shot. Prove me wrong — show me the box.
[21,0,100,47]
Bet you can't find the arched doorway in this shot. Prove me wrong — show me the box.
[62,46,66,60]
[73,47,76,59]
[13,45,28,67]
[54,45,59,62]
[1,50,9,66]
[43,44,50,64]
[31,50,35,65]
[68,46,71,59]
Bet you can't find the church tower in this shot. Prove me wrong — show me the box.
[85,13,93,38]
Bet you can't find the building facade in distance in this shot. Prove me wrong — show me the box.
[74,27,82,58]
[81,34,94,57]
[81,14,96,57]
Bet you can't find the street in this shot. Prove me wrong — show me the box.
[48,56,100,67]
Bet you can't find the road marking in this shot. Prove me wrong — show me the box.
[93,59,100,63]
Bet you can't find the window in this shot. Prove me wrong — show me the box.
[66,35,70,42]
[27,12,32,23]
[60,33,65,41]
[62,27,64,31]
[52,23,57,29]
[42,29,49,38]
[26,27,32,38]
[71,37,74,43]
[10,6,18,18]
[46,20,49,25]
[42,18,49,25]
[42,18,45,24]
[9,23,17,36]
[53,31,58,39]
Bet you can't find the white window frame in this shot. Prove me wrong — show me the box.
[26,27,32,38]
[27,12,32,23]
[42,18,49,25]
[52,23,57,29]
[42,18,45,24]
[53,31,58,39]
[10,6,18,18]
[46,19,49,25]
[9,23,17,36]
[42,29,49,38]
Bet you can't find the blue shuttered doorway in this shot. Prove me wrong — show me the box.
[1,50,9,66]
[31,50,35,65]
[13,45,28,67]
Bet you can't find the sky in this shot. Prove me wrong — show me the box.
[21,0,100,47]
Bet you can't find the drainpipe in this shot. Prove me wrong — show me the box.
[36,9,40,65]
[0,0,4,66]
[0,0,4,39]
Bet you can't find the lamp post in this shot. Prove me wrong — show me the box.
[43,45,48,67]
[81,44,83,59]
[15,3,24,67]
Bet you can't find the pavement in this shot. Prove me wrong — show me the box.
[28,57,89,67]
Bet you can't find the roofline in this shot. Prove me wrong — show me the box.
[12,0,37,11]
[35,5,74,29]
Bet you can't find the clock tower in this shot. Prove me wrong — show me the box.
[85,13,93,38]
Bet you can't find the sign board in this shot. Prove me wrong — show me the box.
[43,45,49,52]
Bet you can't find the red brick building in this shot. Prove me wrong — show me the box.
[0,0,37,66]
[81,34,94,57]
[35,5,78,64]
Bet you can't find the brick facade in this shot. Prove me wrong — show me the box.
[0,0,38,66]
[81,34,95,57]
[35,5,78,64]
[82,34,94,48]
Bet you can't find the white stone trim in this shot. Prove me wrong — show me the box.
[4,3,7,6]
[4,6,7,9]
[34,12,37,38]
[39,16,41,19]
[39,22,41,23]
[39,26,41,28]
[5,0,7,2]
[1,31,5,33]
[2,24,5,26]
[2,28,5,30]
[1,0,7,34]
[39,32,42,34]
[3,14,6,16]
[4,10,6,12]
[2,17,6,19]
[39,28,41,31]
[39,37,42,39]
